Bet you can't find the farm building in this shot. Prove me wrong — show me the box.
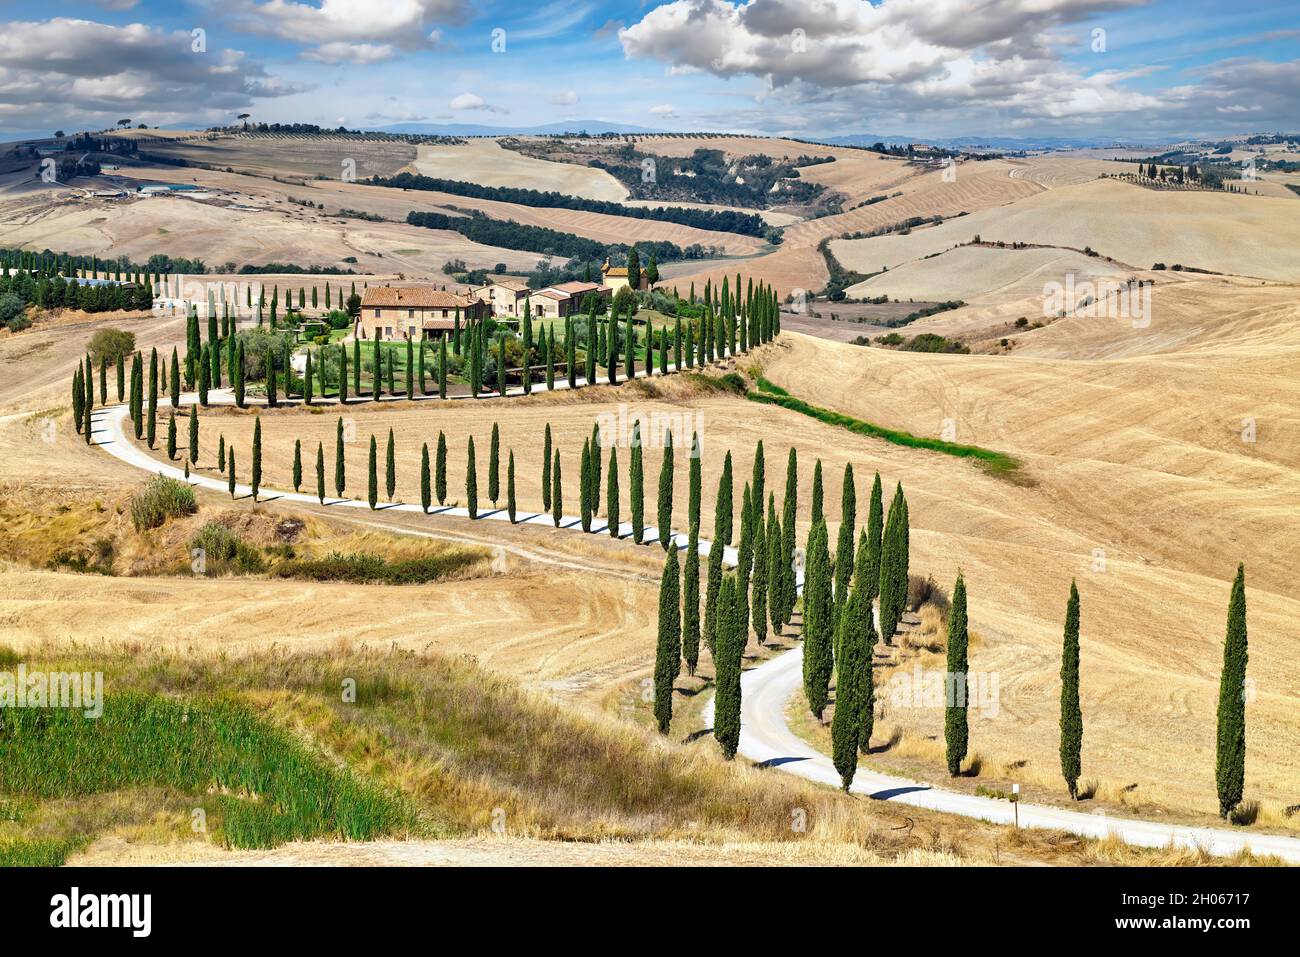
[357,285,489,340]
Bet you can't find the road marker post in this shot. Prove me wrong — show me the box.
[1012,783,1020,829]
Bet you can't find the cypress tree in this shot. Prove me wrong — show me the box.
[304,351,314,405]
[607,447,621,538]
[657,430,674,549]
[166,411,177,460]
[580,439,593,532]
[810,459,824,525]
[385,428,396,500]
[188,407,199,464]
[591,423,602,513]
[420,443,431,513]
[713,576,743,761]
[218,433,226,473]
[688,432,702,533]
[466,436,478,518]
[630,421,644,544]
[566,318,577,389]
[737,483,753,640]
[865,472,883,603]
[72,367,84,434]
[718,451,733,545]
[292,438,302,491]
[352,338,361,399]
[251,417,262,502]
[146,348,158,448]
[234,342,246,408]
[541,424,552,511]
[606,312,617,384]
[767,496,783,636]
[405,336,414,398]
[703,537,724,654]
[879,484,908,643]
[367,434,378,510]
[387,349,396,396]
[682,523,701,676]
[751,497,768,646]
[1060,580,1083,799]
[551,450,562,528]
[624,310,635,381]
[116,356,125,403]
[1215,563,1248,818]
[831,588,866,791]
[854,529,880,753]
[436,431,448,505]
[334,417,346,497]
[371,335,381,398]
[802,519,833,720]
[654,546,682,734]
[834,462,856,613]
[316,442,325,504]
[488,422,500,507]
[944,572,970,776]
[82,381,92,442]
[439,336,448,399]
[265,351,277,408]
[507,450,517,524]
[545,326,556,390]
[198,345,211,406]
[169,348,180,408]
[750,439,765,528]
[228,448,236,498]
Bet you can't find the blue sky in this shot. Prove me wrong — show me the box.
[1,1,1297,140]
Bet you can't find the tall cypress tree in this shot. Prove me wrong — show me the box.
[439,336,448,399]
[420,443,431,513]
[228,448,236,498]
[751,497,768,646]
[188,407,199,464]
[218,434,226,473]
[405,336,414,398]
[713,575,743,761]
[781,447,798,625]
[630,421,644,544]
[810,459,824,525]
[580,438,593,532]
[385,428,396,501]
[865,472,884,603]
[831,587,866,792]
[1215,564,1248,818]
[802,519,834,720]
[703,537,724,654]
[169,348,180,408]
[367,434,378,510]
[944,572,970,776]
[315,441,326,504]
[750,439,765,529]
[682,523,701,676]
[736,484,753,640]
[551,449,562,528]
[853,529,880,753]
[834,462,856,614]
[541,424,553,511]
[507,450,517,524]
[688,432,702,532]
[718,451,733,545]
[436,431,447,505]
[488,422,500,507]
[466,436,478,519]
[606,446,620,538]
[767,496,783,636]
[1060,580,1083,799]
[146,347,158,448]
[590,423,602,513]
[251,417,262,502]
[334,417,346,497]
[654,546,682,734]
[657,430,674,549]
[292,438,302,491]
[166,411,177,460]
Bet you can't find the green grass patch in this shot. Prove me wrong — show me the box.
[269,549,481,584]
[0,692,415,860]
[749,378,1024,481]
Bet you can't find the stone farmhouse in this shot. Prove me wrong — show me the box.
[357,286,489,340]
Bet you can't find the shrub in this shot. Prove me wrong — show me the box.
[87,328,137,365]
[908,573,950,617]
[189,523,265,575]
[1228,799,1259,827]
[129,475,196,531]
[270,550,480,584]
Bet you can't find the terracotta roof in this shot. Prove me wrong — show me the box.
[536,289,566,300]
[550,281,601,295]
[602,265,629,277]
[361,286,476,309]
[487,275,530,290]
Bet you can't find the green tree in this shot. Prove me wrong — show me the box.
[834,463,856,615]
[507,449,517,524]
[251,417,262,502]
[315,442,326,504]
[607,447,620,537]
[717,451,733,544]
[657,430,674,548]
[682,524,701,676]
[169,348,180,408]
[228,448,236,498]
[367,434,378,510]
[334,417,346,498]
[831,588,866,791]
[802,519,833,720]
[630,422,644,544]
[188,408,199,464]
[292,438,302,491]
[542,424,553,512]
[166,411,177,460]
[944,572,970,777]
[713,575,743,760]
[781,447,797,625]
[580,438,593,532]
[654,545,682,734]
[551,449,562,528]
[751,496,768,646]
[436,431,447,505]
[767,497,783,637]
[1060,580,1083,799]
[385,428,396,501]
[810,459,824,525]
[488,422,500,507]
[865,472,883,603]
[466,436,478,519]
[146,348,158,448]
[688,432,702,532]
[853,529,880,753]
[703,537,724,654]
[1215,564,1248,818]
[420,442,431,513]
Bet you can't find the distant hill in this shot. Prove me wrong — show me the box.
[813,133,1168,152]
[375,120,665,137]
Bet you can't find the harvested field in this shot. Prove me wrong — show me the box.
[411,140,629,202]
